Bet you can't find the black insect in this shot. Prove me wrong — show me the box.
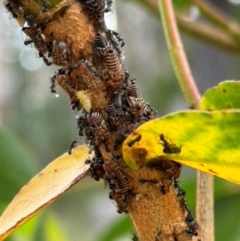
[139,178,171,195]
[174,180,186,199]
[22,26,52,66]
[87,112,102,126]
[148,159,182,180]
[85,159,92,164]
[104,161,130,213]
[185,212,198,236]
[132,233,139,241]
[89,161,105,181]
[109,30,125,48]
[49,74,58,95]
[127,97,147,123]
[127,134,142,147]
[105,48,121,72]
[173,180,198,236]
[94,33,109,56]
[79,60,105,90]
[22,27,41,45]
[139,179,158,185]
[82,0,105,15]
[68,140,78,155]
[107,103,124,117]
[4,0,22,18]
[24,14,38,27]
[41,0,48,12]
[85,0,106,31]
[127,81,139,98]
[160,134,181,154]
[77,116,88,136]
[52,40,69,66]
[111,117,133,134]
[104,0,113,12]
[113,92,123,107]
[53,69,76,102]
[86,112,109,142]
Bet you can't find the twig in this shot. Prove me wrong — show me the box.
[177,17,240,55]
[189,0,240,41]
[193,172,214,241]
[135,0,240,56]
[158,0,214,240]
[158,0,200,108]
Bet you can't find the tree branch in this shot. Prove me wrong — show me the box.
[135,0,240,56]
[158,1,214,240]
[3,0,196,240]
[189,0,240,41]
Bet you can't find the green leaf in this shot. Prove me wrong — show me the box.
[173,0,191,11]
[0,129,38,205]
[98,216,133,241]
[5,211,68,241]
[200,80,240,110]
[123,81,240,185]
[215,194,240,240]
[34,211,68,241]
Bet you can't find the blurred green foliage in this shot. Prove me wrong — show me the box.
[1,0,240,240]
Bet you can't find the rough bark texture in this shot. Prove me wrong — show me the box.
[5,0,198,240]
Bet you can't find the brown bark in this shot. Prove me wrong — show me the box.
[7,0,197,240]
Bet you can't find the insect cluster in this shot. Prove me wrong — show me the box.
[5,0,197,237]
[173,180,198,236]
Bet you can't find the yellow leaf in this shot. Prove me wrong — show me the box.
[0,145,93,240]
[122,110,240,185]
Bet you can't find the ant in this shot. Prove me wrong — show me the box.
[127,134,142,147]
[68,139,78,155]
[160,134,181,154]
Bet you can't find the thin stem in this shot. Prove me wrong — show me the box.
[158,1,214,240]
[135,0,240,56]
[158,0,200,108]
[189,0,240,41]
[193,172,214,241]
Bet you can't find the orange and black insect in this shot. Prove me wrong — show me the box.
[24,14,38,27]
[104,161,130,213]
[52,40,70,66]
[104,48,121,73]
[82,0,106,30]
[106,103,123,117]
[127,80,139,98]
[86,112,109,142]
[94,33,109,56]
[22,26,52,66]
